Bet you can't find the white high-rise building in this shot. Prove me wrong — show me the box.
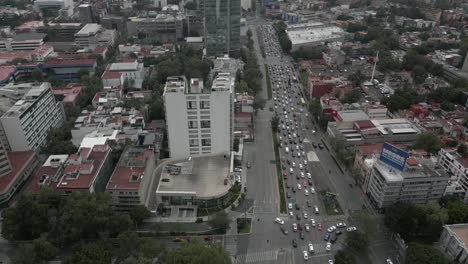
[163,73,233,159]
[0,82,65,151]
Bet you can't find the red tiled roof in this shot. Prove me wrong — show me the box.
[56,146,109,191]
[354,120,375,129]
[357,143,384,156]
[93,45,108,54]
[101,71,122,79]
[0,65,16,81]
[106,167,145,191]
[25,164,60,193]
[46,58,96,65]
[0,151,35,193]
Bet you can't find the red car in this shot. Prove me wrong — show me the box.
[285,182,290,189]
[318,223,322,231]
[283,171,288,179]
[203,236,212,241]
[173,237,184,242]
[297,223,303,231]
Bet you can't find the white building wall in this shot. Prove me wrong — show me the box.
[164,91,190,159]
[0,117,28,151]
[210,90,232,156]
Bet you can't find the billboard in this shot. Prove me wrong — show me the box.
[380,143,409,171]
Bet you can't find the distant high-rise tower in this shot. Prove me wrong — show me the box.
[202,0,240,58]
[79,4,98,24]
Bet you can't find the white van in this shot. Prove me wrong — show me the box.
[314,206,319,214]
[285,147,289,153]
[308,243,314,253]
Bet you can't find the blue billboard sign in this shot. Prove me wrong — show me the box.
[380,143,409,171]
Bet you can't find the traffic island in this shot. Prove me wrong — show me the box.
[237,218,252,234]
[321,189,344,215]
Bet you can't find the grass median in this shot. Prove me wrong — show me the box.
[265,64,272,100]
[272,127,286,213]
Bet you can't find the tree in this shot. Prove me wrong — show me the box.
[309,98,321,117]
[441,101,455,112]
[77,69,90,78]
[31,69,43,82]
[384,202,448,242]
[10,57,28,65]
[412,65,427,84]
[253,97,266,111]
[457,144,467,156]
[446,200,468,224]
[345,231,369,252]
[165,239,231,264]
[405,242,454,264]
[130,205,151,228]
[208,211,230,232]
[414,132,442,154]
[342,89,362,104]
[271,116,279,132]
[348,70,366,86]
[13,238,58,264]
[334,250,356,264]
[64,243,112,264]
[184,1,196,10]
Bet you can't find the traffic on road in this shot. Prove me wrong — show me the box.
[258,24,357,263]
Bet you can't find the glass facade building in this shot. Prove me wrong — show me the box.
[203,0,240,57]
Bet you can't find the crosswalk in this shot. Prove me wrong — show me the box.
[225,243,237,255]
[236,250,278,263]
[300,243,329,254]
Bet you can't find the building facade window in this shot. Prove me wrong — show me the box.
[189,139,199,147]
[187,101,197,109]
[200,120,211,128]
[188,120,198,129]
[202,139,211,146]
[200,101,210,109]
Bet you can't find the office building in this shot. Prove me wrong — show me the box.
[203,0,241,57]
[0,33,46,51]
[102,59,146,89]
[79,4,99,24]
[439,224,468,264]
[0,82,66,151]
[106,146,156,211]
[438,148,468,203]
[75,24,117,49]
[33,0,73,17]
[367,150,448,209]
[101,16,127,33]
[127,13,185,44]
[163,73,234,159]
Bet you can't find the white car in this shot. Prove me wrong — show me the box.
[346,227,357,232]
[275,218,285,225]
[328,260,334,264]
[326,242,331,251]
[303,251,309,261]
[289,211,294,217]
[292,162,296,167]
[304,189,309,196]
[292,223,298,232]
[386,259,394,264]
[297,184,302,190]
[301,172,305,178]
[307,172,311,179]
[336,222,346,228]
[327,226,337,233]
[304,160,308,165]
[303,212,308,219]
[288,203,293,209]
[305,223,310,231]
[299,164,303,170]
[308,243,314,253]
[289,168,294,173]
[311,219,316,227]
[310,187,315,194]
[297,152,301,158]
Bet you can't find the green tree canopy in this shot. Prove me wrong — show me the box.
[64,242,112,264]
[12,238,58,264]
[406,242,455,264]
[208,211,230,232]
[414,132,442,154]
[334,250,356,264]
[345,231,369,252]
[130,205,152,227]
[165,239,231,264]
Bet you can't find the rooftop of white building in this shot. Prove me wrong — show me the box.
[286,23,345,45]
[3,82,52,117]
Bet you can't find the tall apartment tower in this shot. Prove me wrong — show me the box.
[163,74,234,159]
[202,0,241,58]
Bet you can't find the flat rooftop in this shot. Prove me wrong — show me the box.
[448,224,468,247]
[75,23,101,36]
[287,25,344,45]
[156,155,231,199]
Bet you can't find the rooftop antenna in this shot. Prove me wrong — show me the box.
[371,50,379,83]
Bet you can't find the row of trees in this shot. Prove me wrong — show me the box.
[237,30,263,97]
[291,46,324,61]
[273,22,292,53]
[402,50,444,84]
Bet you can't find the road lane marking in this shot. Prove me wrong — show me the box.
[307,151,319,162]
[237,250,279,263]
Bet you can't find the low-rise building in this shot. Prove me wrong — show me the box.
[0,150,38,204]
[0,82,65,151]
[53,84,82,107]
[439,224,468,264]
[367,152,448,209]
[102,60,146,89]
[106,146,156,211]
[74,24,117,49]
[286,22,345,51]
[34,0,73,17]
[155,155,236,210]
[0,33,46,51]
